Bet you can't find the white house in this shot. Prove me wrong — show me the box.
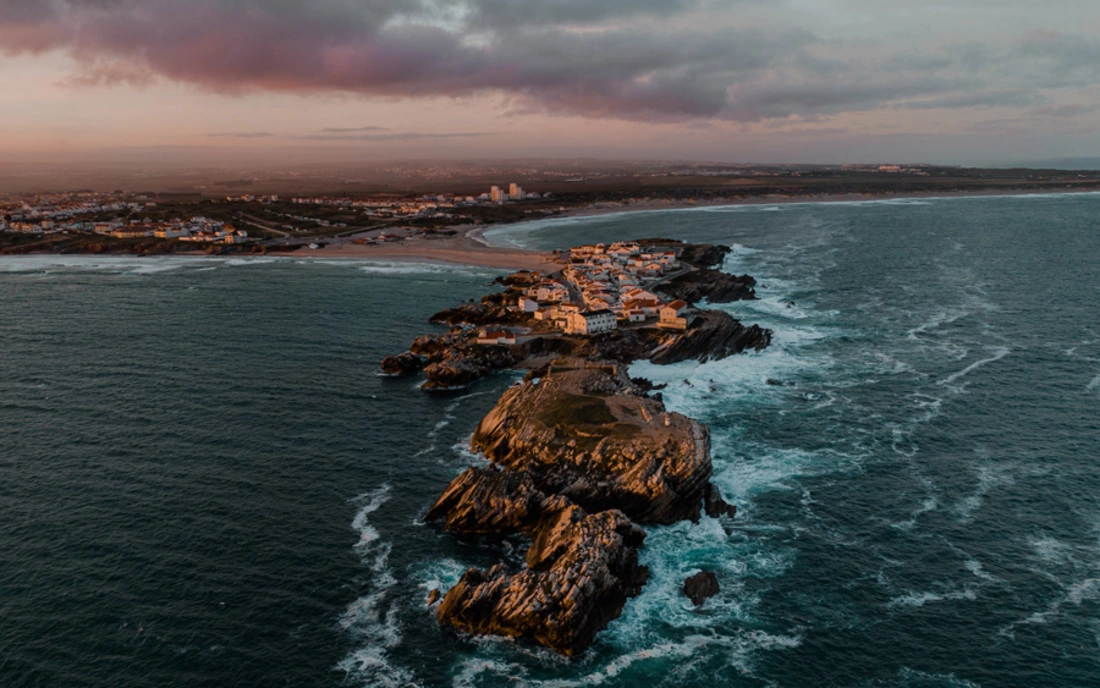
[566,309,617,335]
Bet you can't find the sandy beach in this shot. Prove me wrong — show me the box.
[301,187,1100,270]
[302,228,557,270]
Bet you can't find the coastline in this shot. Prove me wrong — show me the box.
[4,186,1098,268]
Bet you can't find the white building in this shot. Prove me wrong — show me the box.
[565,309,617,335]
[518,297,540,313]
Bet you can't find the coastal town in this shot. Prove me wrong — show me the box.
[495,241,693,339]
[0,183,554,254]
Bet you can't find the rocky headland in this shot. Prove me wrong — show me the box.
[381,239,767,655]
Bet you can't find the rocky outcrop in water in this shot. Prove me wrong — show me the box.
[380,351,423,376]
[406,330,524,390]
[658,268,757,304]
[648,310,771,365]
[437,502,648,657]
[425,466,549,535]
[425,363,734,654]
[683,571,720,606]
[703,483,738,519]
[637,238,731,269]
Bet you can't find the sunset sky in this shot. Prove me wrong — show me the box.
[2,0,1099,164]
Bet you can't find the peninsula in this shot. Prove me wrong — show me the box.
[382,238,769,655]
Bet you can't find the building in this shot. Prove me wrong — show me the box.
[477,330,516,345]
[518,297,540,313]
[490,186,507,203]
[509,183,525,200]
[659,300,690,330]
[565,309,617,335]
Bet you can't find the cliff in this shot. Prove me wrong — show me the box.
[470,366,712,525]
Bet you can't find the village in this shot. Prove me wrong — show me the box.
[475,241,694,346]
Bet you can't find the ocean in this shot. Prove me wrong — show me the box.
[2,193,1100,687]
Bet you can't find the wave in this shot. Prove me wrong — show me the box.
[336,485,422,687]
[938,346,1011,388]
[888,588,977,608]
[452,631,802,687]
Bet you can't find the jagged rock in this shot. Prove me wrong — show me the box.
[492,270,543,287]
[431,303,530,327]
[379,351,423,376]
[427,589,441,606]
[471,366,712,525]
[637,238,732,269]
[682,571,720,606]
[703,483,737,519]
[421,344,523,390]
[657,268,757,304]
[648,310,771,365]
[437,506,648,657]
[424,466,549,535]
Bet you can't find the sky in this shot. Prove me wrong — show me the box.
[1,0,1099,165]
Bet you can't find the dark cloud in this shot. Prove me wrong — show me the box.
[2,1,1099,124]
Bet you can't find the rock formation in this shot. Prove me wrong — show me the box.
[436,503,648,657]
[385,240,767,655]
[471,366,712,525]
[682,571,721,606]
[379,351,423,376]
[657,268,757,304]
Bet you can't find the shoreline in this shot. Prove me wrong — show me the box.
[4,186,1098,267]
[528,186,1100,224]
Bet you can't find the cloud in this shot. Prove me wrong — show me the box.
[321,126,391,133]
[302,131,494,141]
[903,90,1043,110]
[209,132,276,139]
[2,1,1100,124]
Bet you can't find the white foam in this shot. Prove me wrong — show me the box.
[964,559,997,582]
[897,667,982,687]
[938,346,1011,388]
[954,464,1016,524]
[354,261,504,277]
[337,484,421,687]
[1088,374,1100,392]
[888,588,977,608]
[453,631,802,688]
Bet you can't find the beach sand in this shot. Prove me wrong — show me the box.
[302,231,557,271]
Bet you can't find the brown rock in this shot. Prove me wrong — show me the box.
[683,571,720,606]
[703,483,737,519]
[471,366,712,525]
[424,466,548,535]
[380,351,423,376]
[437,506,648,656]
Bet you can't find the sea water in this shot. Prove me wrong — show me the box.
[3,193,1100,687]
